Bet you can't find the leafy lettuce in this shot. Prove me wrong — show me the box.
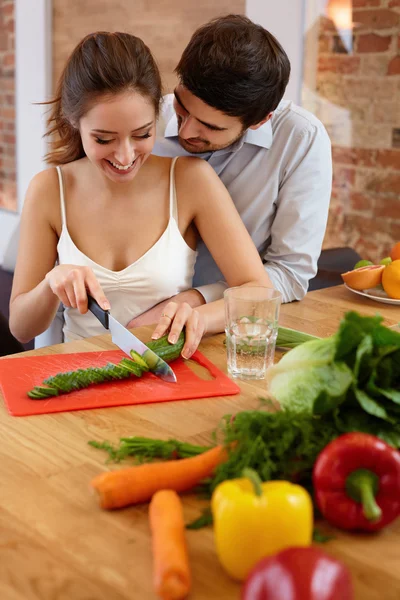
[267,312,400,447]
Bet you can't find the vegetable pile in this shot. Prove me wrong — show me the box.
[267,311,400,447]
[86,310,400,599]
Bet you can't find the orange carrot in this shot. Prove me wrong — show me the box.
[149,490,191,600]
[91,444,228,510]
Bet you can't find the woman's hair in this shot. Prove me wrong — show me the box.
[176,15,290,129]
[44,32,162,165]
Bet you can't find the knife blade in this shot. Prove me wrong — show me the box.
[87,295,177,383]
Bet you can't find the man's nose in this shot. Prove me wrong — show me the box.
[178,115,200,139]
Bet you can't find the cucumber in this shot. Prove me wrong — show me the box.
[27,331,186,400]
[146,331,185,363]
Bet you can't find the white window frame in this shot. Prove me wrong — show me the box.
[0,0,52,269]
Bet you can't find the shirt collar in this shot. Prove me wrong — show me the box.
[164,114,273,151]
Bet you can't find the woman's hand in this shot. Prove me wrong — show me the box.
[151,301,207,359]
[45,264,110,313]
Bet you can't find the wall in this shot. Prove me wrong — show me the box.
[53,0,245,93]
[0,0,16,211]
[303,0,400,262]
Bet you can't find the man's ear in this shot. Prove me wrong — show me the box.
[249,112,273,131]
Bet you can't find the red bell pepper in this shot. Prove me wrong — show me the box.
[241,546,353,600]
[313,432,400,532]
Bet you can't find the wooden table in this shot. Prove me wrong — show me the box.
[1,285,400,600]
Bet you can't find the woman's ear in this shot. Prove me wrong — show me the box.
[249,112,273,131]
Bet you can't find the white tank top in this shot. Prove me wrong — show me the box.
[56,158,197,342]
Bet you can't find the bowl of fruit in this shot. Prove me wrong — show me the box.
[341,243,400,305]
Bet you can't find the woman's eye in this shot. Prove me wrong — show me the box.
[135,133,151,140]
[95,138,112,145]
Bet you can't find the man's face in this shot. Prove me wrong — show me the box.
[173,84,246,153]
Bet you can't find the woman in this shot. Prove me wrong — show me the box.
[10,32,272,360]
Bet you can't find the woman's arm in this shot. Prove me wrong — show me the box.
[9,170,108,343]
[151,157,273,358]
[9,170,62,343]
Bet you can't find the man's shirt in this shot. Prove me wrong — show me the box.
[153,95,332,303]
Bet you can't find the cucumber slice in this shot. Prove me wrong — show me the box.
[129,350,150,370]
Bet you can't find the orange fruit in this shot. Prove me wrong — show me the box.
[341,265,384,290]
[382,260,400,299]
[390,242,400,262]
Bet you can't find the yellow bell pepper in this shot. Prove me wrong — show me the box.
[211,469,313,581]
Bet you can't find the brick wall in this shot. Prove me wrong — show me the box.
[0,0,16,212]
[303,0,400,263]
[53,0,245,92]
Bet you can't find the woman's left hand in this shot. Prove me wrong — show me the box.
[151,301,207,359]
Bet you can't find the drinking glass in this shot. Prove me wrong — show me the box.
[224,286,282,380]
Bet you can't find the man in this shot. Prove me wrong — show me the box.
[127,14,332,328]
[36,14,332,347]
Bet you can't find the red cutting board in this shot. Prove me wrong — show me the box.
[0,349,240,417]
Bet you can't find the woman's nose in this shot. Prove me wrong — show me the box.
[114,140,135,165]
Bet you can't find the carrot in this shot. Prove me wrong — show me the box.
[149,490,191,600]
[90,444,228,510]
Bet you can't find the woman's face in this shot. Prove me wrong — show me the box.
[79,91,157,183]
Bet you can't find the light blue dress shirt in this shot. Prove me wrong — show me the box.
[154,96,332,303]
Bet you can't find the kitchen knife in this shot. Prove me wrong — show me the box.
[87,295,177,383]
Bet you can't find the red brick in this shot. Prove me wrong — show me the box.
[1,79,14,91]
[388,0,400,7]
[351,191,375,211]
[2,52,14,68]
[5,145,14,156]
[398,34,400,50]
[332,147,376,167]
[365,172,400,194]
[1,4,14,18]
[318,55,361,74]
[388,55,400,75]
[1,107,14,120]
[5,121,14,132]
[5,94,14,105]
[374,197,400,218]
[3,134,15,144]
[353,0,381,6]
[390,222,400,240]
[4,19,14,34]
[375,149,400,170]
[353,9,400,30]
[332,166,356,189]
[356,33,392,52]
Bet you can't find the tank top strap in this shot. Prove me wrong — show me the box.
[168,157,179,221]
[56,166,67,227]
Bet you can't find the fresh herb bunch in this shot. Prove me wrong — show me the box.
[206,406,340,496]
[89,437,210,463]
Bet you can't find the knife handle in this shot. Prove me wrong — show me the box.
[87,295,110,329]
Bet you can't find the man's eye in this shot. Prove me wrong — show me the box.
[95,138,112,145]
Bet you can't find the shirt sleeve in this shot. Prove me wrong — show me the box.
[263,122,332,303]
[194,281,228,304]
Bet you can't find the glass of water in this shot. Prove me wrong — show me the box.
[224,286,282,380]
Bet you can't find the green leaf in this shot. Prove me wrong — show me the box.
[186,508,213,529]
[353,387,393,422]
[353,334,373,384]
[335,312,383,363]
[313,527,335,543]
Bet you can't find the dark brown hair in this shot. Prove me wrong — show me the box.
[44,32,162,165]
[175,14,291,128]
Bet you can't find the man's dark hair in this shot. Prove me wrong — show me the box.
[175,14,291,128]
